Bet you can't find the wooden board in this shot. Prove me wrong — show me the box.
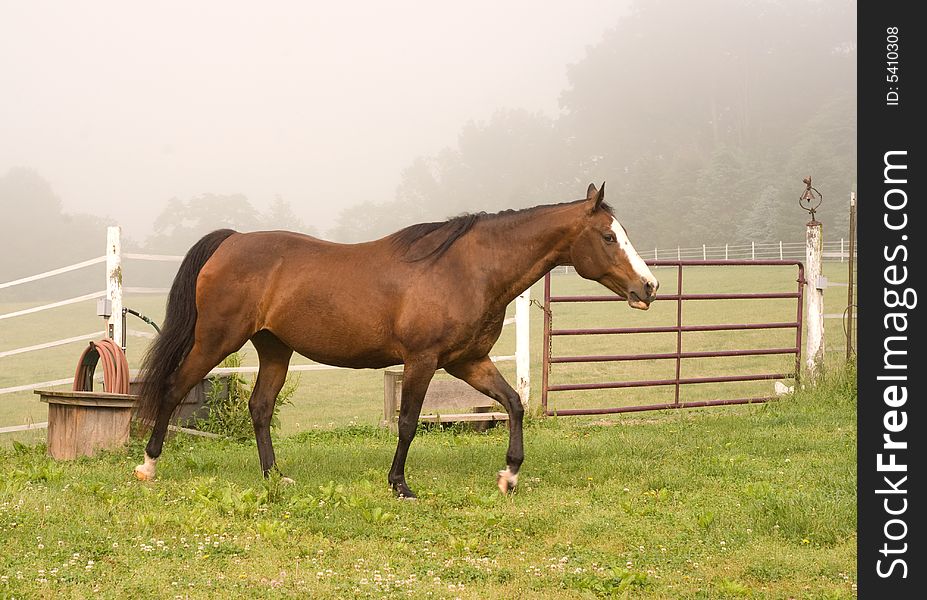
[382,370,506,431]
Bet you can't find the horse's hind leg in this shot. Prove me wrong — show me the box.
[135,337,246,481]
[445,356,524,494]
[249,330,293,479]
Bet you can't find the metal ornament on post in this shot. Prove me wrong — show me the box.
[800,177,825,379]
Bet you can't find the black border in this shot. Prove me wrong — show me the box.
[858,2,924,594]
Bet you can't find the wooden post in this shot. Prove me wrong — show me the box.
[515,289,530,408]
[805,218,825,378]
[846,192,857,361]
[106,226,123,349]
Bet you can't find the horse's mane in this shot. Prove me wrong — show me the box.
[389,199,615,263]
[389,213,478,262]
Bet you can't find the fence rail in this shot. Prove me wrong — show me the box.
[550,240,854,275]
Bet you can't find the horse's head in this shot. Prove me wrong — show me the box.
[569,183,659,310]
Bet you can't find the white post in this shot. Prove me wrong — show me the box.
[751,241,755,261]
[654,247,658,261]
[677,246,680,261]
[840,238,845,262]
[724,244,728,260]
[515,289,531,408]
[805,219,825,379]
[106,226,123,349]
[779,240,783,260]
[702,244,706,260]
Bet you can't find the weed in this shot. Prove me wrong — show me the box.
[564,567,651,596]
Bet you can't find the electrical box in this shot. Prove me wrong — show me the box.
[96,298,112,318]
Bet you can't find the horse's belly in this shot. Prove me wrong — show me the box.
[277,323,400,370]
[295,347,400,370]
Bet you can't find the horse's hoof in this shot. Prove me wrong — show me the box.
[134,454,157,481]
[391,483,417,500]
[133,465,154,481]
[497,468,518,494]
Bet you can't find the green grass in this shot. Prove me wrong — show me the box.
[2,262,855,438]
[0,366,857,598]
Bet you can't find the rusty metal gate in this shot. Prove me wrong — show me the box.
[541,260,805,415]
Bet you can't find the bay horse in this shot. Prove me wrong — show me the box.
[133,183,658,498]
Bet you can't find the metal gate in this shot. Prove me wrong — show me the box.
[540,260,805,415]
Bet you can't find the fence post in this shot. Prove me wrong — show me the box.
[702,244,706,260]
[779,241,783,260]
[654,247,658,261]
[725,244,728,260]
[106,226,123,349]
[840,238,845,262]
[515,289,531,409]
[677,246,680,261]
[751,241,755,261]
[805,218,825,379]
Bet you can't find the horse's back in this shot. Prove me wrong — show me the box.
[196,230,408,366]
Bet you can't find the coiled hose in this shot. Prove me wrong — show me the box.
[73,338,131,395]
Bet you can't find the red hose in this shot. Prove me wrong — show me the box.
[72,338,130,395]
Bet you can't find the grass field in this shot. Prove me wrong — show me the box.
[2,261,855,438]
[0,366,856,598]
[1,262,858,597]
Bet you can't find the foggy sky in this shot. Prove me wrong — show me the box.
[0,1,629,241]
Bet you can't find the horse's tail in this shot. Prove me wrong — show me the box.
[135,229,237,425]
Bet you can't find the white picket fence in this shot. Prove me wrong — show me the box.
[639,239,854,262]
[0,227,531,433]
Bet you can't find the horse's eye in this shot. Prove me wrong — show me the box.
[603,233,617,244]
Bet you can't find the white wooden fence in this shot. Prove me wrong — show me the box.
[640,239,854,262]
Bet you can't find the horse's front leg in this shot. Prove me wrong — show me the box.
[388,357,437,499]
[445,356,524,493]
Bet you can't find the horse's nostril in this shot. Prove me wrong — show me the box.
[644,280,656,296]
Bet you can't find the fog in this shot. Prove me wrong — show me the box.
[1,0,856,296]
[0,0,628,238]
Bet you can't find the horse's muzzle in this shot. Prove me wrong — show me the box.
[627,279,658,310]
[627,291,652,310]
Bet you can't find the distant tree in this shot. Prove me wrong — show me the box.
[144,193,263,252]
[328,109,571,242]
[262,195,313,234]
[558,0,856,244]
[0,168,109,300]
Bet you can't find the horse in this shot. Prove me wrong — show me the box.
[133,182,658,498]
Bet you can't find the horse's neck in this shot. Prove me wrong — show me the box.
[470,203,582,308]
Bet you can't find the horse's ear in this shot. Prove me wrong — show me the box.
[586,182,605,213]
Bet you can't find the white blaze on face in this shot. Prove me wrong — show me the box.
[610,217,658,290]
